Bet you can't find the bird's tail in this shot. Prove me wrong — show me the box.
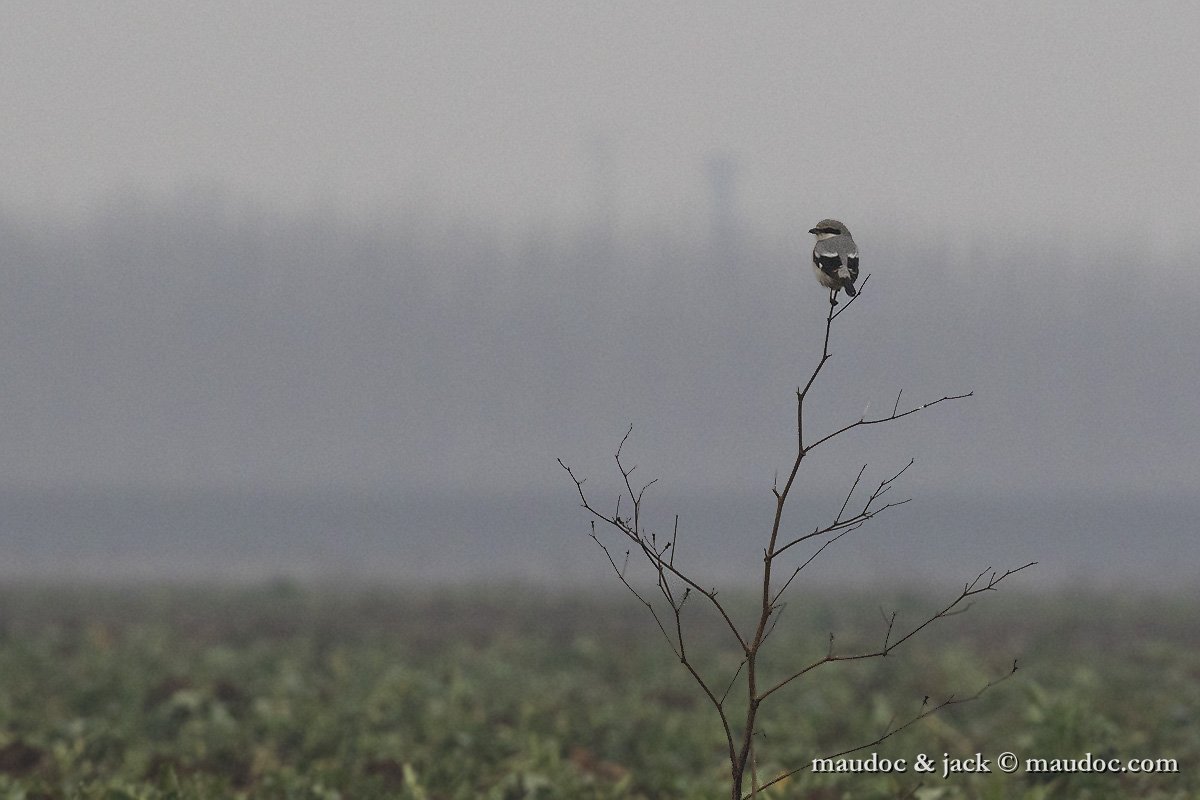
[843,282,857,298]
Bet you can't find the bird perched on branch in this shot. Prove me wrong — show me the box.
[808,219,859,305]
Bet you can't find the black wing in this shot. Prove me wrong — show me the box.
[813,251,844,279]
[846,254,860,282]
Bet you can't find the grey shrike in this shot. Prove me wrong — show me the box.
[808,219,859,304]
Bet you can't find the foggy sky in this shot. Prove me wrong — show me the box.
[4,2,1200,242]
[1,3,1197,581]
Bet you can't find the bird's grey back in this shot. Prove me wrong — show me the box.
[815,233,857,257]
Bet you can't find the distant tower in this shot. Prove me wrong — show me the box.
[706,152,741,265]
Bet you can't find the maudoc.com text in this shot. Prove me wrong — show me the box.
[811,751,1179,779]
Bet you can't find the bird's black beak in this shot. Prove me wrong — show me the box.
[808,227,819,234]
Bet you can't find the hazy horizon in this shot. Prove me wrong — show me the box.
[2,3,1197,584]
[1,192,1196,585]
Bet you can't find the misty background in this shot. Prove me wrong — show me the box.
[1,3,1197,586]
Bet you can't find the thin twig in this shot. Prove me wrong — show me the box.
[836,464,868,523]
[805,393,974,453]
[749,659,1024,798]
[558,458,751,654]
[757,562,1037,702]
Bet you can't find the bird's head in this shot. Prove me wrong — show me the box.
[809,219,849,239]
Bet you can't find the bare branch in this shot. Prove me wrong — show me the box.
[589,509,742,772]
[558,457,750,654]
[771,456,916,561]
[720,658,748,707]
[805,392,974,453]
[774,497,910,559]
[770,525,857,606]
[760,602,787,647]
[750,659,1024,798]
[836,464,868,523]
[588,531,678,659]
[616,423,634,459]
[669,515,680,568]
[881,609,897,650]
[757,561,1037,702]
[830,273,870,321]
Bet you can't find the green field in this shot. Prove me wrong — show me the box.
[0,583,1196,799]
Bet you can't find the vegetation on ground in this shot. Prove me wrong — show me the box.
[0,582,1196,799]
